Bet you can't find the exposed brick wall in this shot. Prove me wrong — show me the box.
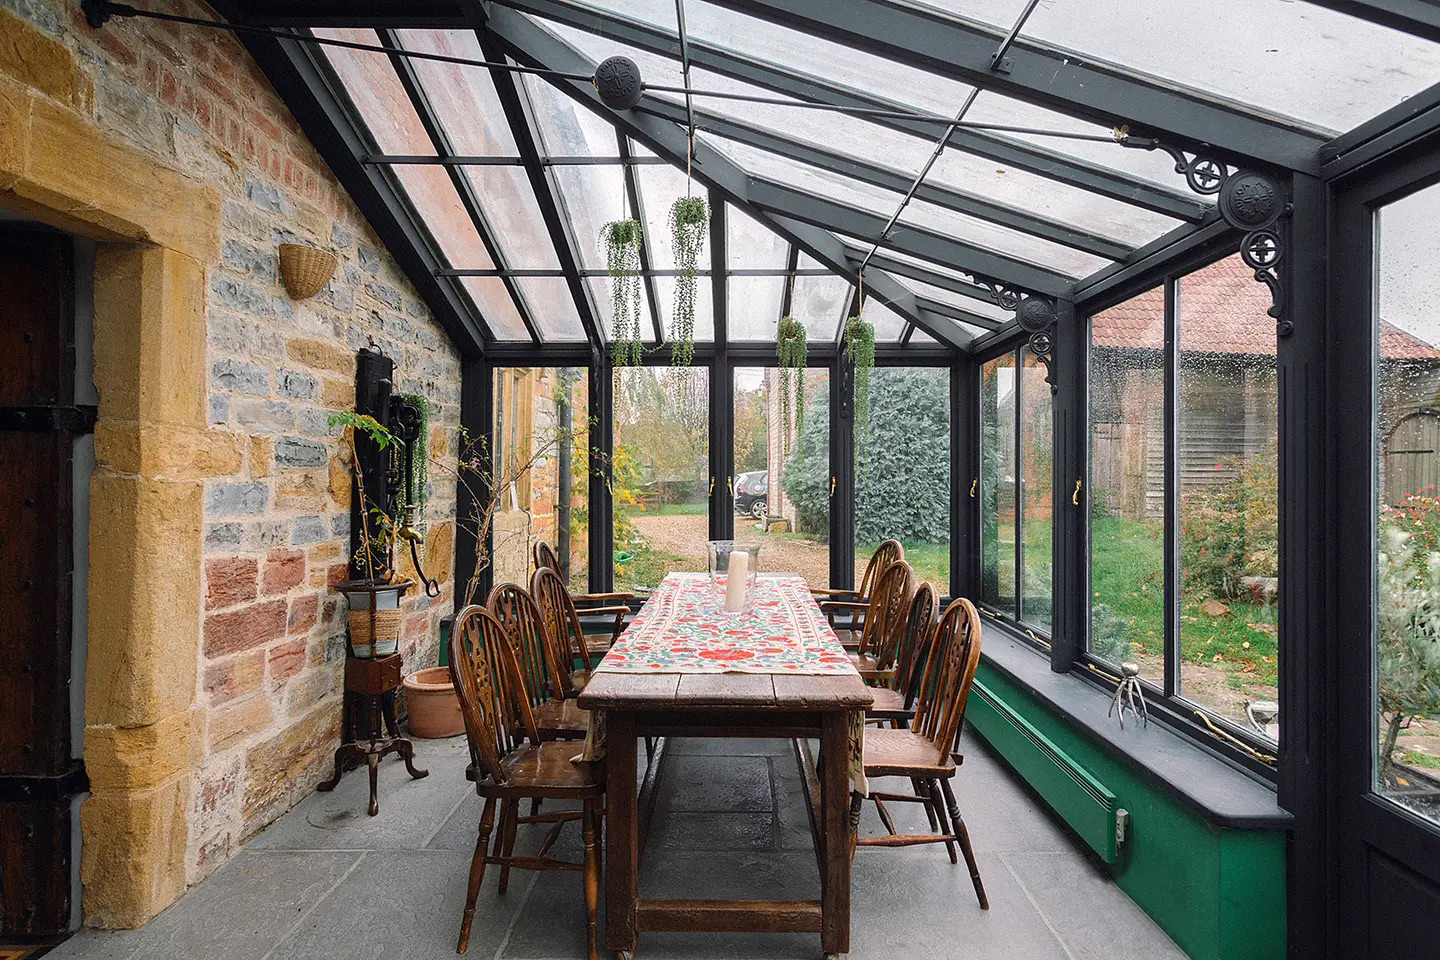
[1,0,462,891]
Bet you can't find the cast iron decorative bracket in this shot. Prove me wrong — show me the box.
[1121,132,1292,337]
[973,275,1057,392]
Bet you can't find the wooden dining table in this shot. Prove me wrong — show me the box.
[576,573,873,960]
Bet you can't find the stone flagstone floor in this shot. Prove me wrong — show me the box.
[50,732,1185,960]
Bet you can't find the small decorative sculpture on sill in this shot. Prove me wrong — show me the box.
[1109,661,1149,730]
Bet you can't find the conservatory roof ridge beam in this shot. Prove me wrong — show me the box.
[483,5,969,351]
[474,23,604,350]
[915,299,1003,331]
[1300,0,1440,44]
[745,177,1074,298]
[489,0,1209,222]
[702,0,1327,172]
[844,249,997,302]
[382,28,543,344]
[634,98,1135,261]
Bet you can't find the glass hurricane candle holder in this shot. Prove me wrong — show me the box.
[707,540,761,614]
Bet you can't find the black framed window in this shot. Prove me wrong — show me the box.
[980,345,1052,633]
[1086,252,1280,746]
[856,366,952,592]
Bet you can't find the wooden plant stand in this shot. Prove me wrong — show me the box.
[317,653,429,816]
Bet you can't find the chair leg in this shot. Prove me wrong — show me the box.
[940,778,988,909]
[913,777,941,833]
[458,797,497,954]
[530,798,541,818]
[847,790,863,862]
[582,797,600,960]
[497,799,520,894]
[926,779,958,864]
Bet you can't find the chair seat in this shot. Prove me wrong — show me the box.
[849,651,896,682]
[468,741,603,798]
[863,727,955,778]
[533,698,589,739]
[864,687,911,719]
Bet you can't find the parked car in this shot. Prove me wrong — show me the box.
[733,469,768,520]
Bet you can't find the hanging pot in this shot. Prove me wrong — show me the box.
[337,579,413,658]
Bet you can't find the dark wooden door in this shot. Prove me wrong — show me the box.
[0,226,91,936]
[1330,147,1440,959]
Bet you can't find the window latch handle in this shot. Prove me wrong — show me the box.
[970,478,978,498]
[727,476,734,496]
[708,476,715,496]
[829,477,837,499]
[1072,478,1083,506]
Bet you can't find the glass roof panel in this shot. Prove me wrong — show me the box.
[316,29,434,155]
[459,165,562,270]
[514,277,586,340]
[910,328,937,345]
[728,275,787,340]
[912,0,1440,134]
[397,31,517,155]
[654,275,716,342]
[534,16,687,89]
[585,276,656,342]
[863,298,907,341]
[790,253,851,341]
[636,162,710,287]
[727,204,789,271]
[519,70,619,158]
[550,164,627,271]
[899,276,1014,324]
[460,276,529,340]
[577,0,976,116]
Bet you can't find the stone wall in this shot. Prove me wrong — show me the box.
[0,0,462,922]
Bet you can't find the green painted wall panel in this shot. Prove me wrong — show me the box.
[967,661,1285,960]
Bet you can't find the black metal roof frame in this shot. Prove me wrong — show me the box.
[205,0,1440,358]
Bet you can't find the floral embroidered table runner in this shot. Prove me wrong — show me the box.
[581,573,869,795]
[596,573,857,675]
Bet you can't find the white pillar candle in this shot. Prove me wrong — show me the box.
[724,550,749,612]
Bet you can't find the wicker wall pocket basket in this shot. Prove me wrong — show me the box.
[278,243,338,300]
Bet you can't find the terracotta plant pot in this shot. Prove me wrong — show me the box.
[402,667,464,738]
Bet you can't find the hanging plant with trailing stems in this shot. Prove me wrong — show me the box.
[668,195,709,367]
[844,313,876,455]
[602,218,644,367]
[776,316,807,452]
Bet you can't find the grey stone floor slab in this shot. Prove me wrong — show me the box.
[50,731,1186,960]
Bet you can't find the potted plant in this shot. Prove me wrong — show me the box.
[668,195,708,367]
[602,218,645,367]
[329,410,412,658]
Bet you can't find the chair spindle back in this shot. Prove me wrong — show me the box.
[448,604,539,784]
[895,581,939,706]
[487,583,565,710]
[856,560,916,666]
[530,566,590,691]
[532,540,561,575]
[912,597,984,753]
[858,538,906,600]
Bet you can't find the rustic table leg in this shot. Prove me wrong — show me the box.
[605,709,639,956]
[820,711,851,958]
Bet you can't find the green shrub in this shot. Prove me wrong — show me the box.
[783,368,951,543]
[1179,442,1278,600]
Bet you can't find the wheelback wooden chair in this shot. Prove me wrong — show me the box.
[850,596,988,909]
[819,559,914,683]
[865,580,939,725]
[487,582,588,741]
[533,540,633,637]
[814,538,905,646]
[531,565,627,686]
[448,604,604,958]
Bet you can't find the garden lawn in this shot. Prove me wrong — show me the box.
[1092,514,1279,688]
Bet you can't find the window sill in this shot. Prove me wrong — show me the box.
[977,622,1293,831]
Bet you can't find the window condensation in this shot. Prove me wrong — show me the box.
[729,276,787,341]
[514,277,587,341]
[912,0,1440,134]
[1088,286,1164,670]
[550,165,627,272]
[398,31,518,155]
[520,71,620,158]
[492,368,590,592]
[1021,346,1053,632]
[1177,255,1279,740]
[1374,182,1440,823]
[856,368,951,592]
[790,254,852,341]
[862,298,907,342]
[317,28,435,155]
[460,166,563,270]
[585,276,656,343]
[727,204,789,271]
[981,352,1017,614]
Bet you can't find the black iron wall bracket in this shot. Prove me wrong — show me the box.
[1120,132,1292,336]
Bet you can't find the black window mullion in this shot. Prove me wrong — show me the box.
[710,194,734,543]
[589,350,614,595]
[1163,276,1181,699]
[952,355,974,602]
[831,349,856,590]
[1013,345,1025,621]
